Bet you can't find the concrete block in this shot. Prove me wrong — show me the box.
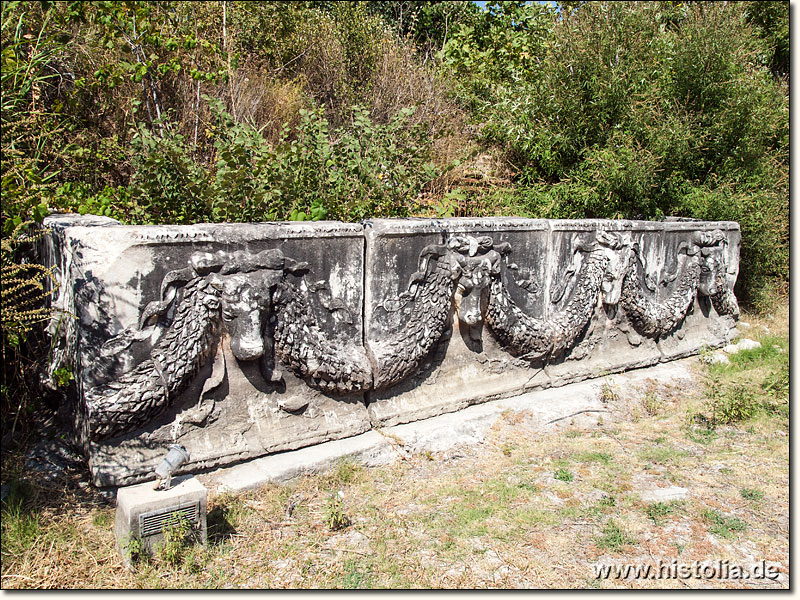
[212,430,397,492]
[115,475,207,565]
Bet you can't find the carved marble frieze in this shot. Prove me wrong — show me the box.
[41,215,740,486]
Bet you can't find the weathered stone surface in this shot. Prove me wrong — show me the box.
[543,219,663,387]
[364,218,551,427]
[654,221,741,361]
[206,357,698,493]
[41,215,740,488]
[212,430,397,492]
[44,215,370,487]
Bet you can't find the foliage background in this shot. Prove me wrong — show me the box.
[0,0,789,433]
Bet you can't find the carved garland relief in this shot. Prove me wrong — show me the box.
[84,230,738,441]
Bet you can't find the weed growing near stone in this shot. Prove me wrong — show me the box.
[156,516,197,567]
[599,381,620,404]
[324,492,351,531]
[641,393,663,416]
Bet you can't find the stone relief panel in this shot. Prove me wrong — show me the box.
[42,215,741,487]
[654,223,740,362]
[45,218,371,487]
[364,218,552,427]
[538,221,661,387]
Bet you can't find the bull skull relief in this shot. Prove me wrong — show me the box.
[82,228,738,441]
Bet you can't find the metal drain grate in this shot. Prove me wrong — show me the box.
[139,503,199,537]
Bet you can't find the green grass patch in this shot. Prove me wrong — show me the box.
[565,494,617,521]
[638,446,686,465]
[644,501,684,525]
[510,507,556,528]
[574,451,614,465]
[517,482,540,493]
[702,509,747,539]
[483,477,526,504]
[724,335,787,369]
[208,492,254,531]
[329,458,363,486]
[699,328,789,430]
[596,520,636,552]
[554,468,574,482]
[685,424,719,445]
[426,489,498,540]
[740,488,765,503]
[1,504,42,558]
[552,457,570,470]
[92,509,114,529]
[340,558,375,589]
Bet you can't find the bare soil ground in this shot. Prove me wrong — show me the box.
[1,303,788,589]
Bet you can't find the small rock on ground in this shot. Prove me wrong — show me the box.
[723,338,761,354]
[640,485,688,503]
[701,352,730,366]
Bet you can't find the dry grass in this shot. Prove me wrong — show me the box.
[1,303,788,589]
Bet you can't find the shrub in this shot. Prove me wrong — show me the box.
[444,1,788,307]
[713,385,762,425]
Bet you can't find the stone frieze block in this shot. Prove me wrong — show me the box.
[363,218,552,426]
[43,216,370,487]
[41,215,740,487]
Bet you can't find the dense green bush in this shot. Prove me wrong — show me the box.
[2,0,458,227]
[61,99,440,224]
